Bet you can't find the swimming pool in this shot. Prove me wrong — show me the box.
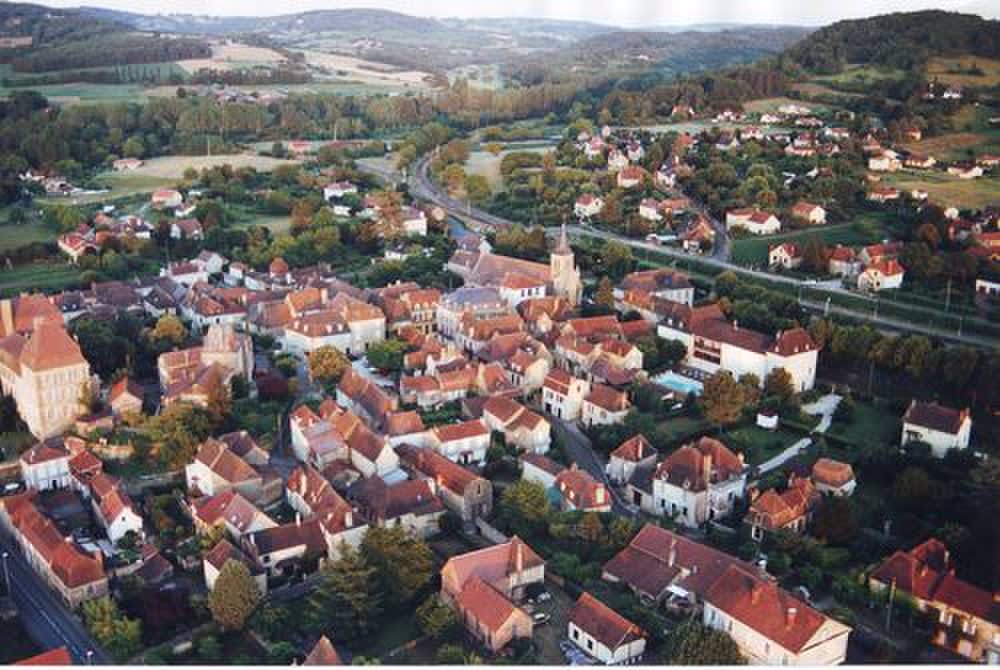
[652,370,704,396]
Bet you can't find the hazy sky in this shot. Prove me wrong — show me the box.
[33,0,1000,26]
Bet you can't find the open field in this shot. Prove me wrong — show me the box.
[176,42,287,74]
[298,49,435,89]
[465,146,552,190]
[901,130,1000,162]
[0,262,81,297]
[926,55,1000,88]
[731,219,888,266]
[233,215,293,234]
[743,96,835,115]
[107,153,300,180]
[814,64,906,87]
[789,82,863,100]
[882,171,1000,210]
[0,223,52,252]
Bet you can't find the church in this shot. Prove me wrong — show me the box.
[446,225,583,307]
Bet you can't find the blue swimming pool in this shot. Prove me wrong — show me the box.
[652,370,704,396]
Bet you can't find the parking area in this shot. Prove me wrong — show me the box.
[528,579,587,665]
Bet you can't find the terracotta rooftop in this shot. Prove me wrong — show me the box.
[811,458,855,487]
[903,400,970,435]
[303,636,342,665]
[611,435,655,463]
[568,592,645,651]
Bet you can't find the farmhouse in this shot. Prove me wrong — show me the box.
[901,400,972,458]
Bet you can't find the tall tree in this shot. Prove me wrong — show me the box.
[308,345,350,384]
[664,620,746,665]
[699,371,746,427]
[361,526,434,608]
[83,597,143,662]
[307,544,383,641]
[207,560,261,631]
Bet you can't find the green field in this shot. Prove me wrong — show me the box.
[465,146,552,190]
[726,423,809,465]
[233,215,293,234]
[813,64,906,88]
[743,96,836,115]
[731,219,887,266]
[825,399,901,450]
[882,171,1000,210]
[0,262,82,297]
[0,222,51,252]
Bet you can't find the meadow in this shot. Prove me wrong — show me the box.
[730,219,888,266]
[882,171,1000,210]
[925,55,1000,88]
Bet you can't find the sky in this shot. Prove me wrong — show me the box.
[32,0,1000,26]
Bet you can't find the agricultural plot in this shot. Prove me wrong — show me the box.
[297,49,435,89]
[901,130,1000,163]
[813,64,906,87]
[175,42,288,74]
[742,96,836,115]
[925,56,1000,88]
[882,171,1000,210]
[0,263,82,297]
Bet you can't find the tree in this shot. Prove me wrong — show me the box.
[664,620,746,665]
[699,371,746,427]
[464,174,491,204]
[763,368,795,405]
[150,314,186,347]
[143,402,213,468]
[309,345,350,384]
[307,543,382,641]
[366,339,408,374]
[892,466,931,509]
[498,480,552,537]
[361,526,434,608]
[435,644,466,665]
[207,560,261,631]
[603,241,633,280]
[594,277,615,312]
[415,594,458,639]
[83,597,143,661]
[484,142,504,156]
[812,496,858,545]
[578,512,605,543]
[203,368,231,427]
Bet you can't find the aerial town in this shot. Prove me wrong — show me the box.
[0,2,997,667]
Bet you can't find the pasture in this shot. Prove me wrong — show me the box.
[465,147,553,190]
[901,131,1000,162]
[0,262,81,297]
[742,96,835,115]
[0,223,52,253]
[882,172,1000,210]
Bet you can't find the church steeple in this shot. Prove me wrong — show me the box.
[554,222,572,256]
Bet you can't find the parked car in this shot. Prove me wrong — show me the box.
[532,612,551,625]
[2,482,24,496]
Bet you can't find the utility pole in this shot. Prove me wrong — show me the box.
[1,551,9,596]
[945,278,952,312]
[885,578,896,632]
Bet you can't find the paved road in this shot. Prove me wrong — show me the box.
[0,534,110,665]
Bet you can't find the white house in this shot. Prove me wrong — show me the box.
[541,369,590,421]
[574,195,604,219]
[857,260,904,291]
[323,181,358,200]
[791,202,826,225]
[651,437,747,527]
[726,209,781,235]
[703,566,851,665]
[20,440,72,491]
[568,593,646,664]
[429,419,491,466]
[901,400,972,458]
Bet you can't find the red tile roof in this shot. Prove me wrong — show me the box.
[568,592,645,651]
[811,458,854,487]
[705,565,836,653]
[303,636,342,665]
[903,400,970,434]
[555,468,609,510]
[15,647,73,665]
[611,435,655,463]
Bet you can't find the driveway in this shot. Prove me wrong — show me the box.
[757,394,842,474]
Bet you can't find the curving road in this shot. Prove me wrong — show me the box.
[357,154,997,349]
[1,534,110,665]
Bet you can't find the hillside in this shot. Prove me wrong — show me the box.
[784,10,1000,74]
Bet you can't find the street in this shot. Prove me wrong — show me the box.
[0,534,110,665]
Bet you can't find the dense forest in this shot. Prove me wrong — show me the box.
[10,33,210,73]
[783,10,1000,73]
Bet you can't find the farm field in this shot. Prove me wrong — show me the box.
[882,171,1000,210]
[0,222,52,253]
[0,262,82,297]
[731,219,888,266]
[788,81,863,100]
[297,49,435,89]
[176,42,287,74]
[233,215,293,234]
[901,130,1000,162]
[743,96,835,115]
[105,154,300,180]
[925,55,1000,88]
[813,64,906,87]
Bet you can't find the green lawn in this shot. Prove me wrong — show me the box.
[826,400,901,452]
[232,215,293,235]
[354,614,421,659]
[731,218,888,266]
[658,413,715,445]
[725,423,808,465]
[0,262,82,297]
[0,222,52,252]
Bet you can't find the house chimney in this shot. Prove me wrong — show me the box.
[786,607,797,627]
[750,582,762,604]
[295,512,301,527]
[668,538,677,567]
[733,320,739,331]
[514,539,524,573]
[702,452,712,485]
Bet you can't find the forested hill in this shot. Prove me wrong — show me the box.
[0,2,210,73]
[783,10,1000,74]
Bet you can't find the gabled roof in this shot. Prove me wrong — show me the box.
[612,435,655,463]
[568,592,645,651]
[903,400,970,434]
[396,444,483,495]
[455,576,523,635]
[303,636,342,665]
[14,647,73,665]
[19,322,87,371]
[442,536,544,593]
